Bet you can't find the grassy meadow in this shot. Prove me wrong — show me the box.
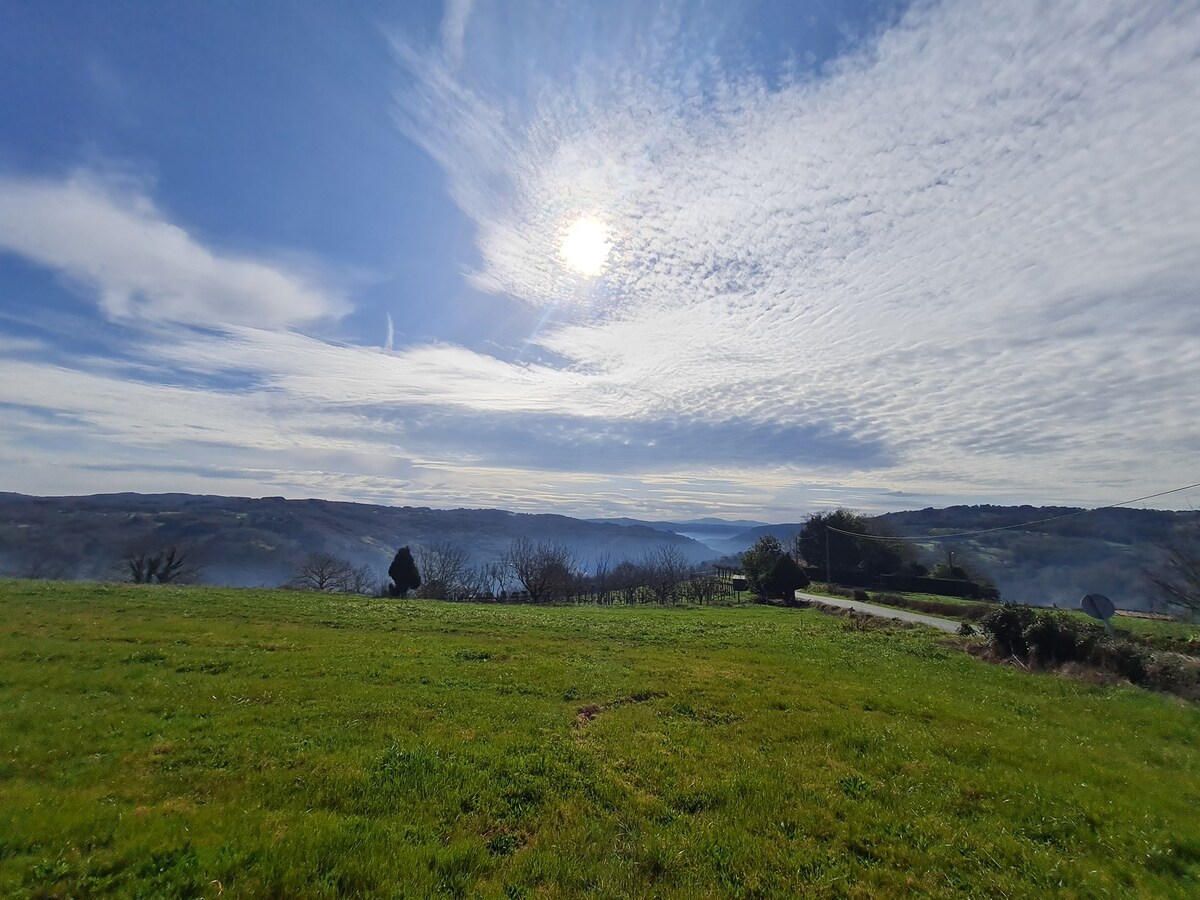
[2,580,1199,898]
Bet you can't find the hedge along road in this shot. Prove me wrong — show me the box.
[796,591,961,633]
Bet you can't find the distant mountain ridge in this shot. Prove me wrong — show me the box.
[588,516,768,531]
[586,516,772,552]
[703,523,806,556]
[0,493,718,588]
[1,494,1193,609]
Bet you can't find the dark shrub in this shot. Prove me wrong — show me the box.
[822,584,855,598]
[1144,658,1186,693]
[766,554,810,603]
[871,592,994,621]
[975,607,1198,700]
[1090,638,1151,684]
[1023,611,1101,665]
[958,603,996,622]
[852,589,870,602]
[979,605,1037,658]
[740,535,786,599]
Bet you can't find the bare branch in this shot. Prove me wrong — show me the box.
[415,541,471,600]
[506,537,576,604]
[124,545,196,584]
[286,553,373,594]
[1148,528,1200,619]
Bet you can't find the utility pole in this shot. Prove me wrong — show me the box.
[825,525,832,586]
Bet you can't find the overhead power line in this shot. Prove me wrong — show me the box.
[825,480,1200,544]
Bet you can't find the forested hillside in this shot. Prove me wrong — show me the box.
[0,493,714,588]
[3,494,1194,609]
[637,505,1198,610]
[874,505,1200,610]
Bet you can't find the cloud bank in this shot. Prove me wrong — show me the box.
[0,173,344,327]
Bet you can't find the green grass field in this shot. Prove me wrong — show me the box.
[2,580,1198,898]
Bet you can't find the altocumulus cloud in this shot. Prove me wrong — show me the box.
[390,0,1200,501]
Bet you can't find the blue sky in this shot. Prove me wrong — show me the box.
[1,0,1198,520]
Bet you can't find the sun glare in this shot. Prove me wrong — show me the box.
[560,217,611,276]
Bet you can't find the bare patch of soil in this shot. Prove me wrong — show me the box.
[572,691,668,730]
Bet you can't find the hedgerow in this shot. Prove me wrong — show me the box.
[978,605,1199,700]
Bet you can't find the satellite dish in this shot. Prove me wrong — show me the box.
[1081,593,1115,622]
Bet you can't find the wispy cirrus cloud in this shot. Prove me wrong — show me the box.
[0,172,345,328]
[440,0,474,69]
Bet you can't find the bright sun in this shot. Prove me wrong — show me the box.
[560,217,611,276]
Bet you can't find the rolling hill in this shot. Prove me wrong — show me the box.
[2,493,1195,609]
[0,493,717,588]
[873,505,1200,611]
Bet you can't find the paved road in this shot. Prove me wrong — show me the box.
[795,591,961,634]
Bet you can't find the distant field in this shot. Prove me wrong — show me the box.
[879,591,984,609]
[803,585,984,609]
[2,581,1198,898]
[1107,612,1200,649]
[808,585,1200,651]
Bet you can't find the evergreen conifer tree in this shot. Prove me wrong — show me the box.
[388,546,421,597]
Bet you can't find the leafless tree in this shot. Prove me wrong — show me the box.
[591,551,613,603]
[415,541,471,600]
[641,545,692,604]
[482,560,513,599]
[682,574,722,604]
[287,553,373,594]
[344,562,381,596]
[506,537,576,604]
[126,546,192,584]
[455,565,495,601]
[1148,529,1200,620]
[611,559,644,604]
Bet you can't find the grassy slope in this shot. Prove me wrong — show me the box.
[1101,613,1200,648]
[1,581,1198,898]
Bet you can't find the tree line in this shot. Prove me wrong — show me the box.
[375,538,735,605]
[90,508,1001,604]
